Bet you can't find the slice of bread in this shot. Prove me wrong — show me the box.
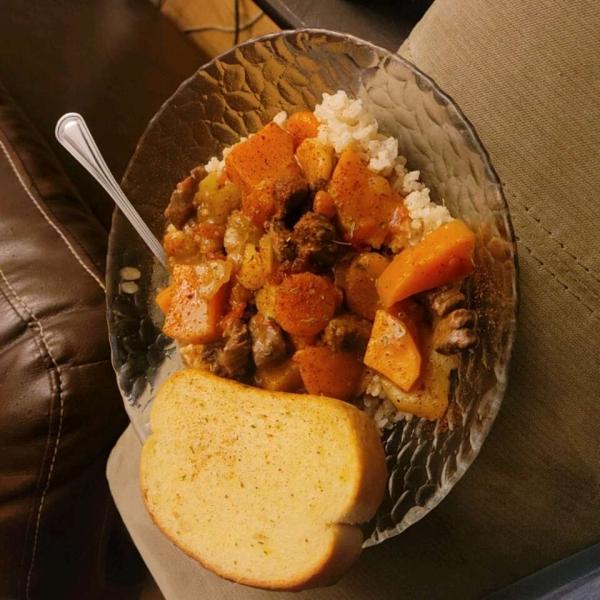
[140,369,387,591]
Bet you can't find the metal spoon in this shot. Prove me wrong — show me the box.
[55,113,167,268]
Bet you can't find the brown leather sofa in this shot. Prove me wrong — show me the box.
[0,2,207,598]
[0,81,142,600]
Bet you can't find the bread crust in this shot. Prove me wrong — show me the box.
[140,370,386,591]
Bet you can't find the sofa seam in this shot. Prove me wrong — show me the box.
[515,235,598,320]
[0,281,56,599]
[507,189,600,285]
[0,267,66,600]
[60,357,114,370]
[0,138,105,292]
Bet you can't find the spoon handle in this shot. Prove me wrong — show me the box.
[55,113,167,268]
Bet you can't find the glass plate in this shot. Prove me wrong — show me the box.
[106,29,518,546]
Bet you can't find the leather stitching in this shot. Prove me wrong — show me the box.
[0,139,106,292]
[60,357,113,370]
[0,268,66,600]
[0,284,56,598]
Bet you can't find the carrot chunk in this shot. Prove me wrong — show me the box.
[162,263,229,344]
[377,220,475,307]
[329,149,405,249]
[156,286,173,314]
[225,123,301,227]
[294,346,363,401]
[344,252,390,321]
[225,123,298,191]
[274,273,337,336]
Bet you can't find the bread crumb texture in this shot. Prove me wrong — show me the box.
[140,369,387,590]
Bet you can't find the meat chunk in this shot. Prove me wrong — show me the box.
[249,313,288,369]
[291,212,338,269]
[422,284,466,317]
[201,318,251,379]
[267,219,297,266]
[229,281,254,313]
[309,178,328,193]
[433,309,478,355]
[164,166,206,229]
[272,174,309,219]
[190,166,206,182]
[423,284,478,354]
[323,313,373,357]
[218,319,252,376]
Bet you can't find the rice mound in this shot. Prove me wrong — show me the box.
[314,91,399,176]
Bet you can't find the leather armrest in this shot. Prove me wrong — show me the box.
[0,83,136,600]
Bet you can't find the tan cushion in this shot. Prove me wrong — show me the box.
[398,0,600,591]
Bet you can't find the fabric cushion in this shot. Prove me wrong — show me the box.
[398,0,600,593]
[0,83,138,600]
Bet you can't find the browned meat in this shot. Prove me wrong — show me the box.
[422,284,466,317]
[423,284,478,354]
[229,281,255,312]
[190,166,206,182]
[268,219,297,266]
[165,167,206,229]
[323,313,373,357]
[249,313,288,369]
[291,212,338,269]
[433,309,478,355]
[218,319,252,376]
[272,174,309,219]
[309,178,328,193]
[201,318,251,379]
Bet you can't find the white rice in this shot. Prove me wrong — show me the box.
[205,138,246,178]
[272,110,288,128]
[358,372,414,434]
[314,91,399,177]
[405,188,454,239]
[204,156,223,175]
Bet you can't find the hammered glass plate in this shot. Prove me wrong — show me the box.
[106,29,518,546]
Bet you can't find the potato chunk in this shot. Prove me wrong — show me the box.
[364,310,422,392]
